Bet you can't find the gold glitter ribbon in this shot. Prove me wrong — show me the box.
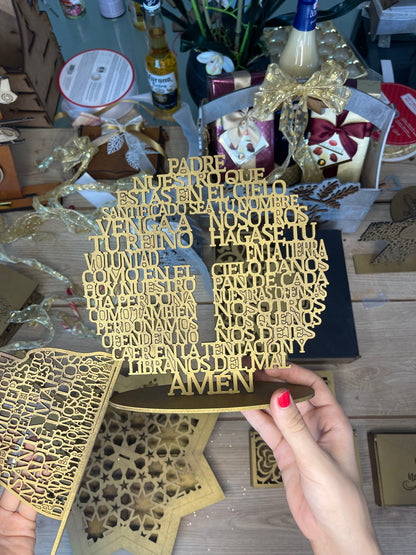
[0,153,146,351]
[0,175,144,245]
[1,295,98,354]
[253,60,351,182]
[38,136,99,183]
[0,251,74,288]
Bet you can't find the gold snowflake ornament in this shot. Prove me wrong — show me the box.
[67,410,223,555]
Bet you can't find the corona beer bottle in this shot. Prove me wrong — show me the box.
[143,0,180,113]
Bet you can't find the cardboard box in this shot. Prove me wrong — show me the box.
[199,86,395,232]
[0,0,64,127]
[368,433,416,506]
[0,265,41,347]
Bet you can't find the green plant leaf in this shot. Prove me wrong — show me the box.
[161,6,189,28]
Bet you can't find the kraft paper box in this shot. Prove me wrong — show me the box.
[368,433,416,507]
[79,125,168,179]
[206,71,274,176]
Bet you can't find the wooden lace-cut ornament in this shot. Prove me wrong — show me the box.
[249,428,284,488]
[249,371,336,488]
[359,216,416,264]
[354,216,416,273]
[0,349,121,554]
[66,410,223,555]
[82,155,329,411]
[291,180,359,222]
[354,186,416,273]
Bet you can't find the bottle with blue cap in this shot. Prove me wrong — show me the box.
[143,0,180,113]
[279,0,320,81]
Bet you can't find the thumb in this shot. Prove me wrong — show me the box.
[269,389,324,469]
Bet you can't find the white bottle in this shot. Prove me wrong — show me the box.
[279,0,320,81]
[98,0,126,19]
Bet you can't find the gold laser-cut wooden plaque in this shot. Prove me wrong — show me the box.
[82,156,329,411]
[354,188,416,274]
[66,410,223,555]
[0,349,121,554]
[354,215,416,273]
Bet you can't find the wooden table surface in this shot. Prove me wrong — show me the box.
[5,127,416,554]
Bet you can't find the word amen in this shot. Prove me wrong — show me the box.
[83,155,329,396]
[0,350,118,518]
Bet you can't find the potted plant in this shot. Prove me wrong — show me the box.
[161,0,363,73]
[160,0,363,104]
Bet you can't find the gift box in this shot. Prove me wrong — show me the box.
[306,108,374,183]
[299,87,395,232]
[199,83,395,232]
[206,71,274,176]
[79,125,168,179]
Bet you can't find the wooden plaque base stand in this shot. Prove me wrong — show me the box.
[109,382,314,414]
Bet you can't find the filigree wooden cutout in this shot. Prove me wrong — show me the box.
[249,371,336,488]
[249,428,284,488]
[82,155,328,409]
[66,410,223,555]
[354,215,416,275]
[291,180,359,210]
[290,179,360,224]
[354,186,416,273]
[0,349,121,554]
[359,216,416,264]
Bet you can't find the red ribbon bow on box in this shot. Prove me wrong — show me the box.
[308,110,373,158]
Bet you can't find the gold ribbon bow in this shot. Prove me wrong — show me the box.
[223,108,263,150]
[253,60,351,182]
[37,136,99,183]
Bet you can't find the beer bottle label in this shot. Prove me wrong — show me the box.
[146,71,178,111]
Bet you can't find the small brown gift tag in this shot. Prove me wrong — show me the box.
[79,125,168,179]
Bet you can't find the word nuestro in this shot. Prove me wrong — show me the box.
[83,156,328,396]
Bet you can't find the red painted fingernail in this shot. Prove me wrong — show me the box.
[277,390,291,408]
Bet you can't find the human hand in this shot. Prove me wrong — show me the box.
[0,488,37,555]
[242,364,381,555]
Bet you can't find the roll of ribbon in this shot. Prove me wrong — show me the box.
[98,0,126,18]
[373,83,416,162]
[58,49,137,122]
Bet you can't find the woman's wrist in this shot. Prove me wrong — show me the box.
[311,529,381,555]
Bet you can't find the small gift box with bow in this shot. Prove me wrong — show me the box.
[206,71,275,175]
[306,108,373,182]
[79,117,168,179]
